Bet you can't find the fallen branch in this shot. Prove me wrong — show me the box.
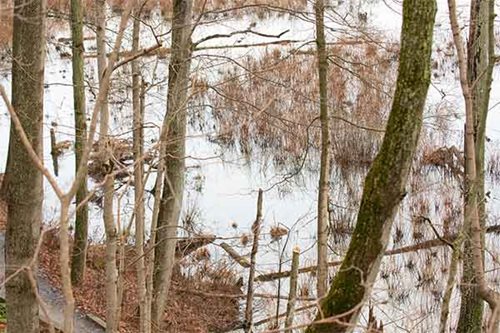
[220,242,250,268]
[255,224,500,282]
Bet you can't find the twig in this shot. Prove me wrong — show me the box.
[112,43,162,71]
[420,216,454,249]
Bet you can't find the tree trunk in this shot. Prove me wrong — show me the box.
[457,1,495,331]
[315,0,330,299]
[0,0,11,42]
[70,0,89,287]
[96,0,108,138]
[151,0,193,331]
[95,1,119,331]
[306,0,436,331]
[1,0,46,332]
[131,8,147,333]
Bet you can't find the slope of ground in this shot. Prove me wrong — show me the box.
[38,230,241,332]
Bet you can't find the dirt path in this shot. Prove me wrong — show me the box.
[0,233,104,332]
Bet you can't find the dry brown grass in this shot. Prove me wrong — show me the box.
[420,145,464,178]
[205,37,397,175]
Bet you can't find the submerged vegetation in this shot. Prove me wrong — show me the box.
[0,0,500,332]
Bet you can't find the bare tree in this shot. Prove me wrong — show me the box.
[96,0,108,139]
[131,4,148,332]
[306,0,437,331]
[448,0,500,331]
[151,0,193,331]
[70,0,89,286]
[94,0,119,331]
[315,0,330,298]
[457,0,496,331]
[1,0,46,332]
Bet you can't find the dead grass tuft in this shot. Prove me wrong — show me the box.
[269,225,288,241]
[420,145,463,178]
[88,138,153,183]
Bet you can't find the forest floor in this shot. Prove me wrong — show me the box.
[38,229,242,332]
[0,232,105,332]
[0,228,242,332]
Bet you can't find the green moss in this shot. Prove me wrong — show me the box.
[306,0,437,332]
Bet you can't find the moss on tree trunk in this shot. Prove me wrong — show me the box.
[306,0,436,331]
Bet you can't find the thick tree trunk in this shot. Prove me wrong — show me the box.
[151,0,193,331]
[315,0,330,299]
[70,0,89,287]
[131,8,147,333]
[2,0,46,332]
[457,1,495,331]
[306,0,436,331]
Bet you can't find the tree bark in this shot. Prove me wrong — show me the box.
[457,1,495,331]
[96,0,108,138]
[95,1,118,332]
[151,0,193,331]
[449,0,500,330]
[306,0,436,331]
[315,0,330,299]
[0,0,11,44]
[131,7,147,333]
[1,0,46,332]
[70,0,89,287]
